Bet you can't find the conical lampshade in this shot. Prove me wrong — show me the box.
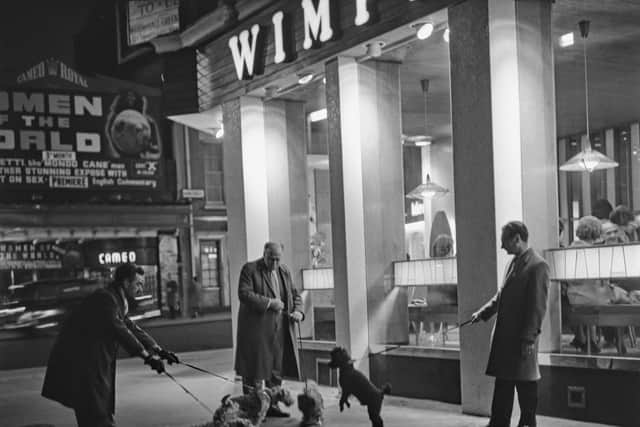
[406,174,449,200]
[559,146,619,172]
[559,19,618,173]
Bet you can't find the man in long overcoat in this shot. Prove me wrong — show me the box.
[42,263,178,427]
[235,241,304,417]
[472,221,549,427]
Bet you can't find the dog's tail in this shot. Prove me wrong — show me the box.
[382,383,391,395]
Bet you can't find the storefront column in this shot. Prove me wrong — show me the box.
[222,97,270,352]
[223,96,310,352]
[449,0,558,415]
[264,99,311,337]
[325,57,407,374]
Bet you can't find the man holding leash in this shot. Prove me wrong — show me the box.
[42,263,179,427]
[471,221,549,427]
[234,241,304,417]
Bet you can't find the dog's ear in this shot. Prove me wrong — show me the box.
[221,394,231,404]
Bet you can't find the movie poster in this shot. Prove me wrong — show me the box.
[0,68,172,203]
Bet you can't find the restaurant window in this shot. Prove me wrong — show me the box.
[552,0,640,358]
[201,133,224,205]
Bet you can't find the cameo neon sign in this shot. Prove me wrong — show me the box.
[228,0,375,80]
[98,251,137,265]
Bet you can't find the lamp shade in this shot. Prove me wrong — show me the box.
[545,243,640,280]
[301,267,334,290]
[406,174,449,200]
[394,257,457,286]
[559,146,618,172]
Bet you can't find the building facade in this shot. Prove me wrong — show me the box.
[5,0,640,425]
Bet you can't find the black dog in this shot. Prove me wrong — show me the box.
[328,346,391,427]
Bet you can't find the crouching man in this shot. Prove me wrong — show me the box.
[42,263,179,427]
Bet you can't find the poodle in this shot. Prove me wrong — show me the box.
[328,346,391,427]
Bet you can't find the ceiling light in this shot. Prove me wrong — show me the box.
[443,28,450,43]
[414,138,431,146]
[559,32,574,48]
[559,20,617,173]
[215,125,224,139]
[309,108,327,122]
[412,22,434,40]
[365,40,385,57]
[406,174,449,200]
[298,72,314,85]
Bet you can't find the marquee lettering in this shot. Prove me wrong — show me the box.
[301,0,333,50]
[227,0,382,81]
[272,11,286,64]
[98,251,137,265]
[228,24,261,80]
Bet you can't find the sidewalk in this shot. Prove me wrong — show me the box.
[0,349,612,427]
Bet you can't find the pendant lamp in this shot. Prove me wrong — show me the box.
[560,20,618,173]
[406,174,449,200]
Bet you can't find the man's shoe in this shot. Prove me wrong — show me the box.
[266,406,290,417]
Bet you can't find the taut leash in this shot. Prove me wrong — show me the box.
[445,318,473,333]
[164,371,215,415]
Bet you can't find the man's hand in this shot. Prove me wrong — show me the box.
[289,311,303,323]
[521,341,535,359]
[157,348,179,365]
[144,354,165,374]
[269,299,285,312]
[470,311,482,324]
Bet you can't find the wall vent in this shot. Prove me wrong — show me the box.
[567,385,586,409]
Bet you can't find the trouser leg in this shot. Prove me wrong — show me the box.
[515,380,538,427]
[74,407,115,427]
[490,378,515,427]
[242,377,262,395]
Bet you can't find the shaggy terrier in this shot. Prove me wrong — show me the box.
[203,385,294,427]
[297,380,324,426]
[328,346,391,427]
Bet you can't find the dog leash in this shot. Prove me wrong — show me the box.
[296,320,309,392]
[445,318,474,333]
[177,361,258,392]
[164,371,215,415]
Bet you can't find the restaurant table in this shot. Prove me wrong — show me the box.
[568,304,640,355]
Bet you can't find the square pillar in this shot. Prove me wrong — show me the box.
[449,0,558,415]
[223,96,310,354]
[326,57,407,374]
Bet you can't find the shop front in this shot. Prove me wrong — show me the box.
[157,0,640,424]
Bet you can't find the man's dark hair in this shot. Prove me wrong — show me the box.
[502,221,529,242]
[114,263,144,283]
[592,199,613,220]
[610,204,634,226]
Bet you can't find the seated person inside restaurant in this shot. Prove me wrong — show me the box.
[566,216,639,353]
[609,204,639,242]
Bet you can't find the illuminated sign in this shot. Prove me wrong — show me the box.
[128,0,180,46]
[0,84,167,202]
[98,251,137,265]
[228,0,374,80]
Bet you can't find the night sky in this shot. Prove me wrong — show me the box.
[0,0,98,76]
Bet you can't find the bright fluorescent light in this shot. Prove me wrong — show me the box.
[416,23,434,40]
[559,32,574,47]
[443,28,450,43]
[215,126,224,139]
[298,73,314,85]
[309,108,327,122]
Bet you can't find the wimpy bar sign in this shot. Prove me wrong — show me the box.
[228,0,376,80]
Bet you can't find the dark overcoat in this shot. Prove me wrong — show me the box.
[234,259,302,381]
[478,248,549,381]
[42,285,158,415]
